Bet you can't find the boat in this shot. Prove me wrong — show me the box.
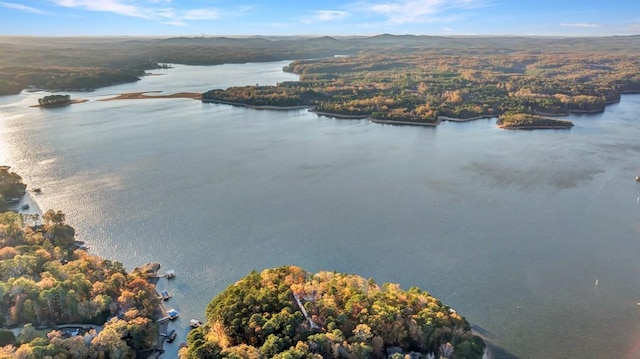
[165,270,175,279]
[167,309,179,320]
[166,329,177,343]
[21,204,30,210]
[32,188,42,193]
[160,290,172,301]
[635,176,640,182]
[189,319,203,328]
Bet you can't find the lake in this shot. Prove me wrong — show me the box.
[1,61,639,359]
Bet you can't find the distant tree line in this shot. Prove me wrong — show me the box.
[3,35,640,95]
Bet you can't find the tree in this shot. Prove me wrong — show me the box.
[92,318,136,359]
[43,209,66,226]
[0,329,16,346]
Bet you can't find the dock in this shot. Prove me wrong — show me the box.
[166,309,179,320]
[157,270,175,279]
[160,290,172,301]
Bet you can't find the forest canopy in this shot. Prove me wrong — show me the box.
[0,210,163,358]
[202,51,640,124]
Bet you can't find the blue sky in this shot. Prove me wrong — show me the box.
[0,0,638,36]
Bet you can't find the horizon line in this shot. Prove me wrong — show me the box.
[1,32,639,39]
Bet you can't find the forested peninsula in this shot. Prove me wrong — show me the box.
[181,266,485,359]
[202,50,640,126]
[3,35,639,129]
[0,168,165,358]
[497,113,574,129]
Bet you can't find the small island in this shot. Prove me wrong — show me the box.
[497,113,574,129]
[181,266,485,359]
[34,94,87,108]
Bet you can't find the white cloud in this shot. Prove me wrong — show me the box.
[53,0,147,18]
[182,8,220,20]
[1,1,49,14]
[300,10,349,24]
[49,0,250,25]
[359,0,491,24]
[313,10,349,21]
[560,23,599,28]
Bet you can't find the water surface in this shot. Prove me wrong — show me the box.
[1,61,639,359]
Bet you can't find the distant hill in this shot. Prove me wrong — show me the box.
[1,34,640,94]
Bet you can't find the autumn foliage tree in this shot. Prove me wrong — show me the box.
[184,266,485,359]
[0,210,162,358]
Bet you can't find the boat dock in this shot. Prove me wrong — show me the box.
[157,270,175,279]
[160,290,172,301]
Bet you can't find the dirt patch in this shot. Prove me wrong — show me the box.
[99,92,201,101]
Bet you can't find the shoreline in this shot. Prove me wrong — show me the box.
[3,178,168,358]
[371,118,440,126]
[29,99,89,108]
[310,110,369,119]
[533,111,570,117]
[438,115,495,122]
[497,125,573,130]
[201,98,309,110]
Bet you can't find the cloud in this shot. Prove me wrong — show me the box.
[359,0,492,24]
[49,0,250,25]
[312,10,349,21]
[0,1,49,14]
[181,8,220,20]
[300,10,349,24]
[53,0,147,18]
[560,23,599,28]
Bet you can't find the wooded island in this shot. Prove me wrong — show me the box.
[37,94,71,107]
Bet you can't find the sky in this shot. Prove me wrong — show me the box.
[0,0,639,37]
